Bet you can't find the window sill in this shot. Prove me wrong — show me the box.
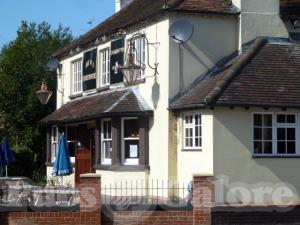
[182,149,202,152]
[96,85,110,92]
[252,155,300,159]
[69,93,82,100]
[94,164,150,172]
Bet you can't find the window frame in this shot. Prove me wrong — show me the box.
[121,117,140,165]
[252,112,300,157]
[71,58,83,94]
[51,126,58,163]
[101,118,112,165]
[131,36,146,78]
[182,113,202,151]
[99,48,110,87]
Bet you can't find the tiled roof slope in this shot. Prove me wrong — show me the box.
[53,0,238,58]
[281,0,300,20]
[170,37,300,110]
[41,89,152,124]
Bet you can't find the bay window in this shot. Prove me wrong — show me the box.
[122,118,139,165]
[72,59,82,94]
[253,113,299,156]
[183,113,202,150]
[101,119,112,164]
[51,126,58,162]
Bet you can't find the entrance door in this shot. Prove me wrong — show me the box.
[75,126,95,184]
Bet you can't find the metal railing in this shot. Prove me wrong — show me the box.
[102,180,192,211]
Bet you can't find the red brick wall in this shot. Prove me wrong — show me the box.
[102,176,215,225]
[0,174,101,225]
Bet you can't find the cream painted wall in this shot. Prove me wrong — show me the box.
[177,110,214,186]
[233,0,289,48]
[214,108,300,204]
[169,14,238,98]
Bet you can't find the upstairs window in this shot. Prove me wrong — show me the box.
[132,36,146,78]
[99,48,110,86]
[72,59,82,94]
[183,113,202,150]
[253,113,299,156]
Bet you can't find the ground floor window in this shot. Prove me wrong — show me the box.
[253,113,299,156]
[182,113,202,150]
[51,126,58,162]
[122,118,139,165]
[101,119,112,164]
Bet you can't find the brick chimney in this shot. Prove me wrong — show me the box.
[232,0,289,49]
[115,0,133,13]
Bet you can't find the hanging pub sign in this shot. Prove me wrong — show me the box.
[83,48,97,91]
[110,37,125,84]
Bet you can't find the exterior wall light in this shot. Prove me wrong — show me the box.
[36,81,53,105]
[116,33,159,86]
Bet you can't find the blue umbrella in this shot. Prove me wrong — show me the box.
[0,145,7,177]
[53,133,73,180]
[1,137,15,177]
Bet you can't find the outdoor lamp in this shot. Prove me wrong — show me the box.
[36,81,53,105]
[119,46,142,85]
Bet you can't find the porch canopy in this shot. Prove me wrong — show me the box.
[41,89,153,125]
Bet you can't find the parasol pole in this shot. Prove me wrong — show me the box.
[5,165,7,177]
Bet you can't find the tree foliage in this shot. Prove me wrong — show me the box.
[0,21,72,180]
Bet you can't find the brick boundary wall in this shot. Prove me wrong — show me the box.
[102,175,215,225]
[0,174,101,225]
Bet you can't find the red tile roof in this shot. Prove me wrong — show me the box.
[170,37,300,110]
[53,0,238,58]
[41,89,152,124]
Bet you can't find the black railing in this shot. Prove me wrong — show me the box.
[102,180,192,211]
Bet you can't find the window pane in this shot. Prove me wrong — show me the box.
[263,142,273,154]
[254,141,263,154]
[263,114,272,126]
[254,114,262,126]
[124,140,139,159]
[277,141,286,154]
[277,128,286,140]
[254,128,262,140]
[287,115,296,124]
[287,128,295,141]
[124,119,139,138]
[263,128,272,140]
[287,142,296,154]
[277,114,286,123]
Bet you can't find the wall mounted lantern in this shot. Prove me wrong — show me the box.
[116,33,159,85]
[36,81,53,105]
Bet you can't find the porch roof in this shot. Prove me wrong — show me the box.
[170,37,300,110]
[41,89,153,125]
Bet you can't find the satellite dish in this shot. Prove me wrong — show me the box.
[169,20,194,44]
[46,58,60,71]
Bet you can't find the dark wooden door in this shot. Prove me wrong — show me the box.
[75,126,95,184]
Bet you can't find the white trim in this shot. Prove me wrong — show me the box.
[252,112,300,157]
[101,118,112,165]
[121,117,139,165]
[99,48,110,87]
[182,113,202,150]
[71,58,83,94]
[51,126,58,163]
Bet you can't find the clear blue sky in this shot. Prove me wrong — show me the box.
[0,0,115,48]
